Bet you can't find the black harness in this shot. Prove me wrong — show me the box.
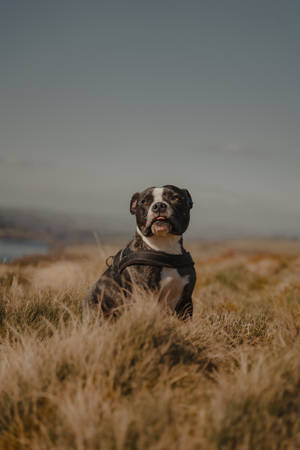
[109,247,194,274]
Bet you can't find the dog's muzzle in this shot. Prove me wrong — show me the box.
[151,216,172,234]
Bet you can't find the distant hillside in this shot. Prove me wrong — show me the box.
[0,207,129,245]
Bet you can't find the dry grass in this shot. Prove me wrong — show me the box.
[1,239,300,449]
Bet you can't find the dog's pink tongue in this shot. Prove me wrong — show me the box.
[152,221,170,234]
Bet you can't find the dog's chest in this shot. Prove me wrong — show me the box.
[159,267,189,311]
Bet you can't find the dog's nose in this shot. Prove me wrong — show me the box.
[152,202,167,213]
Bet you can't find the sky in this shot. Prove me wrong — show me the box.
[1,0,300,238]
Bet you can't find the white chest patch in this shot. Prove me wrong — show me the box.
[136,227,182,254]
[159,267,189,311]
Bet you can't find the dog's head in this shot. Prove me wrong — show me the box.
[130,185,193,237]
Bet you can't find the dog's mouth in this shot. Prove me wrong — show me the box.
[151,216,171,234]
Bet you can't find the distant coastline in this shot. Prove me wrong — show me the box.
[0,237,49,262]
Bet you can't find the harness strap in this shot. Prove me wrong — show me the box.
[118,250,194,274]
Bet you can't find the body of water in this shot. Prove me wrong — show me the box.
[0,238,49,262]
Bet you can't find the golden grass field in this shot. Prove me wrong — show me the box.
[1,238,300,449]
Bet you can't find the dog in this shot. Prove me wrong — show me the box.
[84,185,196,319]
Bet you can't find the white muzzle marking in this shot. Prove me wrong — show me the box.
[146,187,172,229]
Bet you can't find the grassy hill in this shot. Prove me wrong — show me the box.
[1,239,300,449]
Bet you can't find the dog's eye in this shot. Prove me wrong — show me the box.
[140,199,146,205]
[173,195,180,202]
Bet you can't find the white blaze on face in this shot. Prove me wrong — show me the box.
[152,187,164,203]
[146,187,163,227]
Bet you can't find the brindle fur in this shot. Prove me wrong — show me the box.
[84,186,196,319]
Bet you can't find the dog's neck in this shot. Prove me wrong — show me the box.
[136,227,183,255]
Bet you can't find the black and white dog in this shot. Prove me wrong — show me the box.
[84,185,196,319]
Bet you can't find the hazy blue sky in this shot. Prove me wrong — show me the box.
[1,1,300,237]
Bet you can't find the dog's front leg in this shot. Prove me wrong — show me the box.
[175,297,193,320]
[83,275,124,319]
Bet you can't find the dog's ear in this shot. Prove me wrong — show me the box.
[183,189,193,209]
[130,192,140,215]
